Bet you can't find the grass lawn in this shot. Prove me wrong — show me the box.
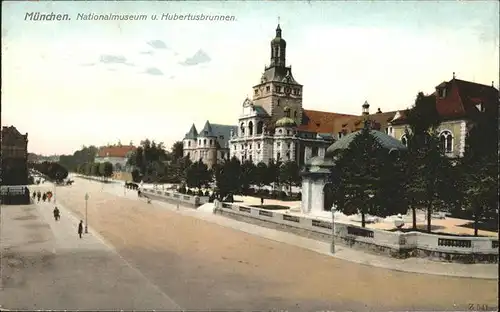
[251,204,290,210]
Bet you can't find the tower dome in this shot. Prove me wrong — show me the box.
[275,117,297,128]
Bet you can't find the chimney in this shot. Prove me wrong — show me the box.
[362,101,370,115]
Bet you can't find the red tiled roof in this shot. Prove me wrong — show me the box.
[298,109,357,133]
[97,145,136,158]
[332,111,398,133]
[392,78,498,124]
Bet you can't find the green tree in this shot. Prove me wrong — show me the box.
[91,162,100,177]
[267,159,281,191]
[333,124,384,227]
[460,112,498,236]
[99,162,114,180]
[240,160,257,194]
[215,156,242,199]
[186,160,211,189]
[279,161,300,193]
[254,162,268,190]
[171,141,184,161]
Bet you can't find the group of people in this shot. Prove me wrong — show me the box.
[32,190,53,203]
[32,190,84,239]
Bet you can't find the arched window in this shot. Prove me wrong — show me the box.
[256,121,264,134]
[203,139,207,146]
[278,129,282,134]
[209,139,213,145]
[294,111,298,119]
[240,123,245,136]
[439,130,453,153]
[248,121,254,136]
[400,135,408,147]
[188,141,191,147]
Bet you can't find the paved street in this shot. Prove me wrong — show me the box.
[1,177,498,311]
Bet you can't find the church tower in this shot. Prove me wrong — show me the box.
[251,24,303,128]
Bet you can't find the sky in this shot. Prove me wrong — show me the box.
[2,0,499,155]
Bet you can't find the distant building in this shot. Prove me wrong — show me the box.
[183,121,236,168]
[95,145,136,172]
[389,75,499,158]
[1,126,29,185]
[229,24,357,166]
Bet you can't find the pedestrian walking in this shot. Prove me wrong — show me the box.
[47,191,52,202]
[261,197,264,206]
[32,191,36,199]
[78,220,84,239]
[53,207,60,221]
[37,191,41,202]
[42,193,47,202]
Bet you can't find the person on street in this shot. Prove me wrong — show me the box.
[42,193,47,202]
[37,191,41,202]
[53,207,60,221]
[47,192,52,202]
[261,197,264,206]
[32,191,36,199]
[78,220,84,239]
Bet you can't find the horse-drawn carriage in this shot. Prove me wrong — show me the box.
[125,182,139,190]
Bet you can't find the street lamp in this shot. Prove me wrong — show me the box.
[84,193,89,233]
[331,205,336,254]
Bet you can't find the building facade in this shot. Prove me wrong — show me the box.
[183,121,236,168]
[229,24,357,166]
[1,126,29,186]
[95,144,136,172]
[389,75,499,158]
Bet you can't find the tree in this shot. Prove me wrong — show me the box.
[403,92,449,232]
[131,168,141,182]
[58,145,98,172]
[279,161,300,193]
[186,160,211,189]
[240,160,257,194]
[267,159,281,191]
[91,162,100,177]
[254,162,268,190]
[171,141,184,161]
[215,156,242,199]
[332,124,385,227]
[460,112,498,236]
[99,162,114,180]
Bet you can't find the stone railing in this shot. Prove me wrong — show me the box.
[141,188,209,207]
[216,203,498,264]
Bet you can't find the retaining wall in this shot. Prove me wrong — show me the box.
[217,202,499,264]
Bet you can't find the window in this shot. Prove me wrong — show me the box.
[257,121,264,134]
[277,152,281,160]
[287,130,290,135]
[249,155,253,162]
[440,130,453,153]
[240,123,245,136]
[312,146,319,157]
[188,141,191,147]
[257,143,261,149]
[248,121,254,136]
[286,151,290,159]
[276,86,282,93]
[294,111,298,118]
[278,129,282,134]
[287,143,291,149]
[209,139,212,145]
[266,86,270,93]
[203,139,207,146]
[277,99,281,106]
[254,89,258,95]
[439,88,447,98]
[277,142,281,147]
[241,144,244,150]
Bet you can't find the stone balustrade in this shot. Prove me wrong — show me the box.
[141,188,209,207]
[217,202,498,264]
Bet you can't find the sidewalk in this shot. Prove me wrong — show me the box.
[0,201,180,311]
[113,189,497,280]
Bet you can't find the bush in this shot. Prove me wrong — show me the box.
[131,169,141,182]
[278,191,287,200]
[296,192,302,200]
[186,189,193,195]
[204,190,210,196]
[197,190,204,196]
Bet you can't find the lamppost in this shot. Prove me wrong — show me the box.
[331,205,336,254]
[84,193,89,233]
